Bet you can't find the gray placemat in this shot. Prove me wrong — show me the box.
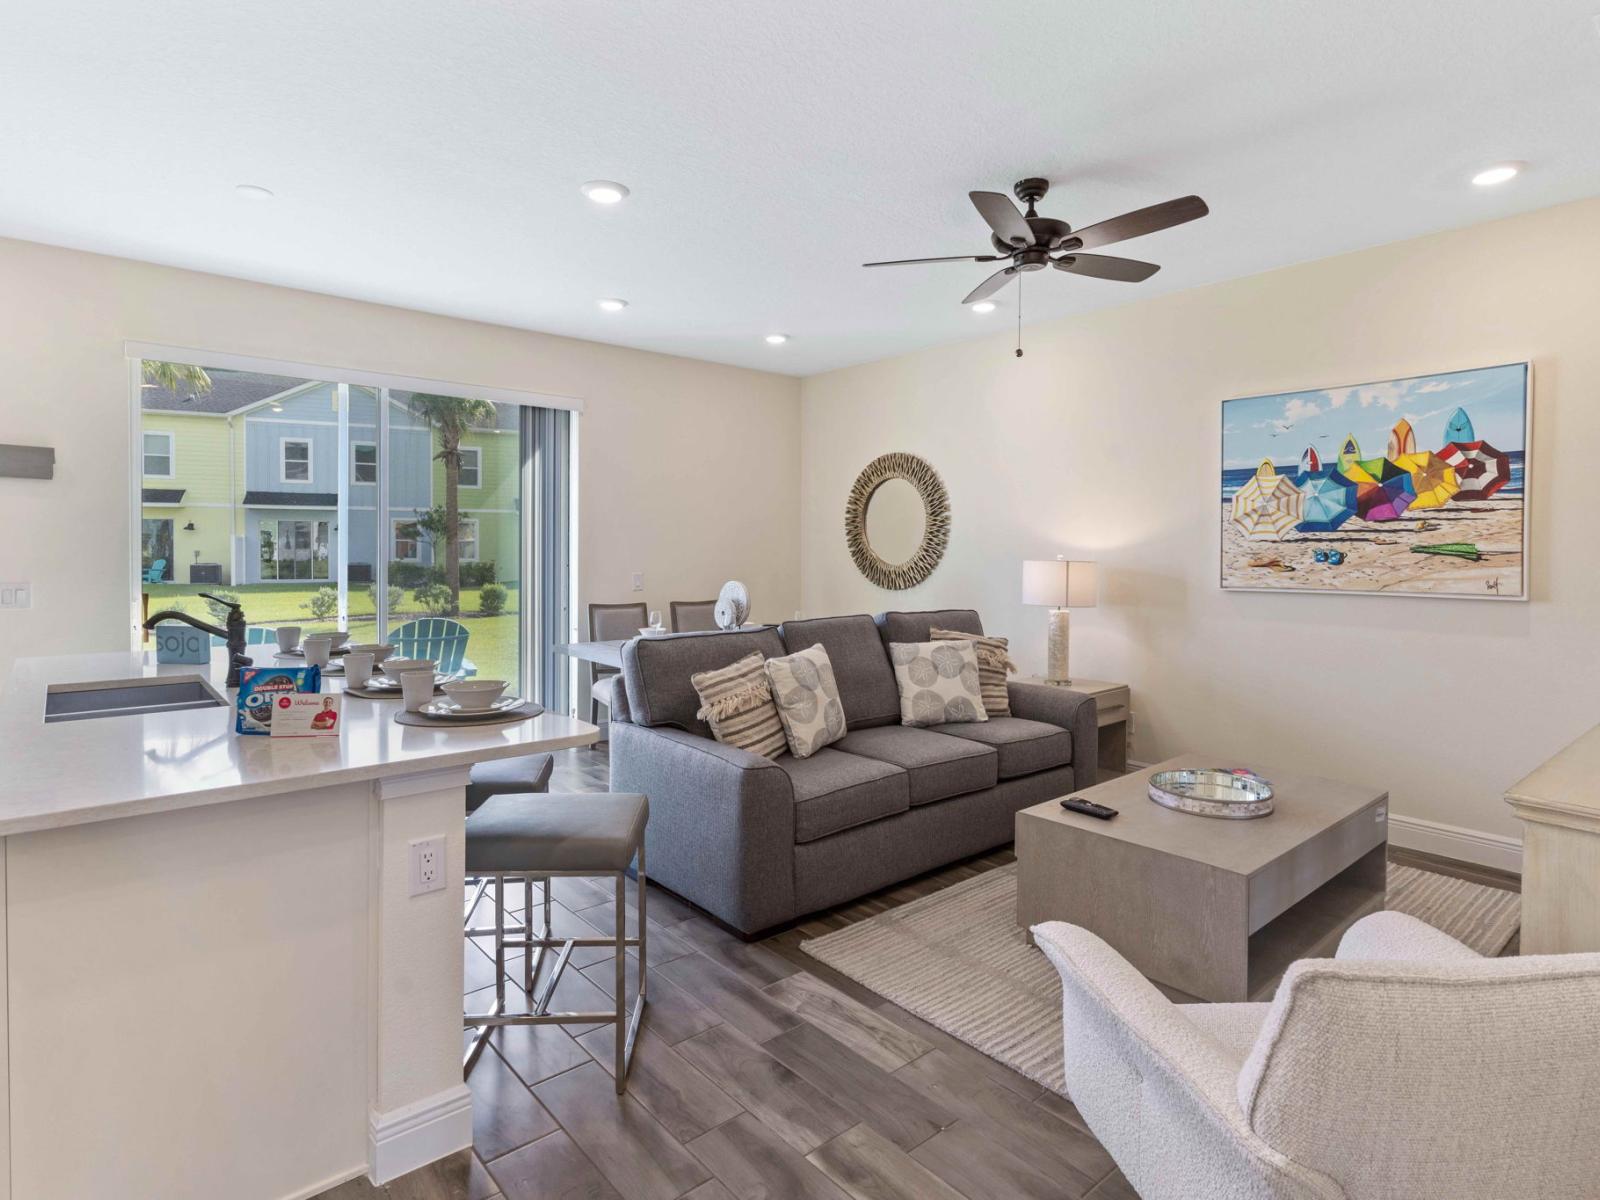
[393,700,545,727]
[345,682,446,700]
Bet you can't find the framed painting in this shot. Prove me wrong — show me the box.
[1220,362,1530,600]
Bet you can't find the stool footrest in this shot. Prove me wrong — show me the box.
[465,1010,619,1028]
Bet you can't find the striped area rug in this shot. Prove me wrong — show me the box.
[800,862,1519,1094]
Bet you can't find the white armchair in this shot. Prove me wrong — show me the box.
[1033,911,1600,1200]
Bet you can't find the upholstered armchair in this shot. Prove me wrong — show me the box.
[1033,911,1600,1200]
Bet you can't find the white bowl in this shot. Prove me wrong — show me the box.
[441,679,508,711]
[328,631,352,649]
[348,642,394,663]
[381,658,434,678]
[639,626,669,638]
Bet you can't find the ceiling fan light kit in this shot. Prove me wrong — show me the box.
[864,177,1209,355]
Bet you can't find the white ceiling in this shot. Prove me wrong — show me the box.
[3,1,1599,377]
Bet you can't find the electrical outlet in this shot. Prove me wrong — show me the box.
[1127,712,1136,736]
[631,572,644,592]
[0,582,30,609]
[409,836,446,896]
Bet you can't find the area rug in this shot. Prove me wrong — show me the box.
[800,862,1520,1094]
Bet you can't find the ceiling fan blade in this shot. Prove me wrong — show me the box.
[863,254,1004,267]
[1053,254,1160,282]
[961,266,1019,304]
[1064,195,1209,251]
[969,192,1035,247]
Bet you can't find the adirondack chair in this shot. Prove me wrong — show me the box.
[210,627,281,648]
[143,559,168,583]
[390,618,477,676]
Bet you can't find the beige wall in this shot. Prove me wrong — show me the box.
[0,236,801,674]
[801,197,1600,862]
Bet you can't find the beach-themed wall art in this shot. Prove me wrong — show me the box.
[1221,362,1530,599]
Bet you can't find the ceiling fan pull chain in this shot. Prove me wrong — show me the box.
[1016,272,1024,358]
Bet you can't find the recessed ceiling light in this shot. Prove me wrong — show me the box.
[1471,163,1521,187]
[580,180,630,205]
[235,183,274,200]
[764,334,788,345]
[597,298,629,312]
[970,301,996,314]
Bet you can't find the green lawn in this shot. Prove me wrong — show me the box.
[144,582,522,682]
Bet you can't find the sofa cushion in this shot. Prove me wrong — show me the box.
[833,726,998,806]
[691,651,787,760]
[765,643,847,759]
[930,716,1072,779]
[887,640,988,727]
[622,627,786,734]
[778,614,901,729]
[875,609,984,647]
[931,627,1015,717]
[776,748,910,843]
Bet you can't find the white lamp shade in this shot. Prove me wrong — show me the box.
[1021,559,1098,608]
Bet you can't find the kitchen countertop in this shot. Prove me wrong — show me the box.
[0,649,599,837]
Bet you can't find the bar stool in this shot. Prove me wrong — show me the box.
[463,753,554,940]
[463,793,648,1091]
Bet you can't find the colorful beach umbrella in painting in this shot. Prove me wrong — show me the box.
[1295,469,1357,532]
[1385,418,1460,510]
[1230,459,1304,540]
[1354,470,1415,522]
[1438,440,1511,500]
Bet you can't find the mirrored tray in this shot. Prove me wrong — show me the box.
[1148,768,1274,819]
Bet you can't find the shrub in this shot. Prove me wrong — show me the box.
[203,591,242,622]
[302,586,339,621]
[413,582,453,615]
[389,561,443,589]
[460,560,498,588]
[367,583,405,613]
[478,582,508,616]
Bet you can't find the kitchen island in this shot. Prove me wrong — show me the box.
[0,649,598,1200]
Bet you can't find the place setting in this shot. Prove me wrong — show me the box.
[393,678,543,727]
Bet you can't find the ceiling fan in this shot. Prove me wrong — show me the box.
[864,178,1209,305]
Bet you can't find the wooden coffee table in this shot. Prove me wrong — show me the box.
[1016,755,1389,1002]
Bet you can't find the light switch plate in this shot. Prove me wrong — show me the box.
[0,583,30,609]
[631,572,644,592]
[408,836,447,896]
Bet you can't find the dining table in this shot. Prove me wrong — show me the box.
[555,638,627,671]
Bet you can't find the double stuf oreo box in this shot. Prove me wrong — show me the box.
[235,665,322,735]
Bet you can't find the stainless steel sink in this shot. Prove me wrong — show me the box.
[44,678,227,723]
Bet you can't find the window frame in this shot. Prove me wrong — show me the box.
[279,437,313,485]
[142,431,175,479]
[351,441,378,485]
[458,446,482,489]
[392,518,421,563]
[458,516,480,563]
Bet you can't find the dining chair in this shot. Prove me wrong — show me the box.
[587,601,648,733]
[669,599,719,632]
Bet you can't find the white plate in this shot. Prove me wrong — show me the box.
[364,671,452,691]
[419,696,524,718]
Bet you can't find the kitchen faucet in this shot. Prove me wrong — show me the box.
[143,592,252,687]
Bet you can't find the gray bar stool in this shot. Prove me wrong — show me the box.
[463,753,555,940]
[463,793,648,1091]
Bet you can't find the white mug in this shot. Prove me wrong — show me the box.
[302,635,333,669]
[398,669,435,713]
[342,651,375,688]
[276,626,302,653]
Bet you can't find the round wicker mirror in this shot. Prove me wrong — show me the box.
[845,452,951,590]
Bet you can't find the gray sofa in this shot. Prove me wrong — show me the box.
[608,608,1099,936]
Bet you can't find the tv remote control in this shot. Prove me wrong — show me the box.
[1060,797,1118,820]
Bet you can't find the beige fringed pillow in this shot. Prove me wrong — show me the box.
[889,640,989,727]
[931,627,1016,717]
[691,652,787,759]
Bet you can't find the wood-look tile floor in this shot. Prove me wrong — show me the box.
[318,749,1520,1200]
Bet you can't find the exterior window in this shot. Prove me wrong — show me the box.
[393,520,421,562]
[261,519,329,581]
[352,442,378,484]
[459,517,480,563]
[280,438,312,483]
[143,432,174,478]
[141,518,174,581]
[458,446,481,488]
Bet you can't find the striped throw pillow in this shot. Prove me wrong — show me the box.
[691,652,787,759]
[931,627,1015,717]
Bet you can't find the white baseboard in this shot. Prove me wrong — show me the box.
[1124,762,1521,875]
[1388,813,1522,874]
[368,1083,473,1185]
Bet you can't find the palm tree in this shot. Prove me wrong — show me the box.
[141,361,213,394]
[405,393,496,615]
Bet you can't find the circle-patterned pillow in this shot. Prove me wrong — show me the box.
[889,639,989,728]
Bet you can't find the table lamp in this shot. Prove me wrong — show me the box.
[1021,558,1098,684]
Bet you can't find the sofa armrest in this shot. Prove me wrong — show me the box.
[608,722,796,934]
[1008,681,1098,783]
[1335,910,1482,963]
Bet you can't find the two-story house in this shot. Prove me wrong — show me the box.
[140,369,518,586]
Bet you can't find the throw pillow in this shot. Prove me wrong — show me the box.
[930,627,1015,717]
[691,652,787,760]
[889,640,989,727]
[764,643,846,759]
